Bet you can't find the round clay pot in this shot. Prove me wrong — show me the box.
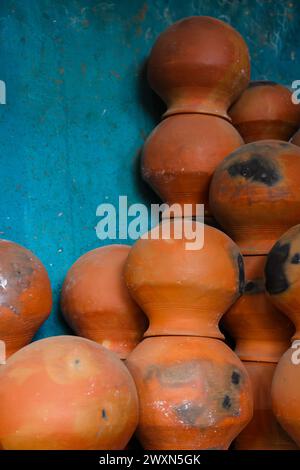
[265,224,300,340]
[125,220,244,340]
[61,245,147,359]
[126,336,253,450]
[234,361,298,450]
[0,240,52,358]
[148,16,250,120]
[229,81,300,143]
[0,336,138,450]
[209,140,300,255]
[272,346,300,446]
[291,129,300,146]
[142,114,243,217]
[223,255,294,362]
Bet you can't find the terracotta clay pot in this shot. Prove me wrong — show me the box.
[0,240,52,358]
[272,346,300,446]
[142,114,243,217]
[125,220,244,339]
[0,336,138,450]
[126,336,253,450]
[148,16,250,120]
[229,81,300,142]
[234,361,298,450]
[61,245,147,359]
[265,224,300,340]
[223,255,294,363]
[209,140,300,255]
[291,129,300,146]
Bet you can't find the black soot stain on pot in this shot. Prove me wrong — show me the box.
[237,254,245,295]
[227,155,281,186]
[265,242,290,294]
[174,402,203,426]
[231,371,241,385]
[244,279,264,295]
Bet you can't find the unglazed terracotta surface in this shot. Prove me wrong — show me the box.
[125,220,244,339]
[142,114,243,217]
[229,81,300,143]
[209,140,300,255]
[61,245,147,359]
[147,16,250,120]
[272,346,300,446]
[223,255,294,362]
[126,336,253,450]
[0,336,138,450]
[0,240,52,357]
[235,361,298,450]
[291,128,300,146]
[265,224,300,340]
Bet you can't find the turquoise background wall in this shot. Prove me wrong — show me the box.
[0,0,299,338]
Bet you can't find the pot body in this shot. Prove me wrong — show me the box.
[229,82,300,143]
[0,240,52,357]
[125,221,244,339]
[272,346,300,446]
[291,129,300,146]
[0,336,138,450]
[148,16,250,120]
[61,245,147,359]
[209,140,300,255]
[223,255,294,362]
[265,224,300,339]
[142,114,243,217]
[126,336,253,450]
[235,361,298,450]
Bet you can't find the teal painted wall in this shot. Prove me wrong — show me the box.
[0,0,299,338]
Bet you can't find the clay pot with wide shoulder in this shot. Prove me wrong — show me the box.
[209,140,300,255]
[272,346,300,446]
[229,82,300,142]
[291,129,300,146]
[0,240,52,358]
[147,16,250,120]
[234,361,298,450]
[142,114,243,217]
[126,336,253,450]
[223,255,294,363]
[125,220,244,339]
[0,336,138,450]
[265,224,300,340]
[61,245,147,359]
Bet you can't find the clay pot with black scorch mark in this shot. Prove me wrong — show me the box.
[142,114,243,217]
[222,255,296,449]
[126,336,253,450]
[125,220,244,340]
[291,128,300,146]
[0,336,138,450]
[61,245,147,359]
[223,255,294,363]
[229,82,300,143]
[0,240,52,358]
[209,140,300,255]
[147,16,250,120]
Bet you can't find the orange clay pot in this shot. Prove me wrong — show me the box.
[147,16,250,120]
[61,245,147,359]
[291,129,300,146]
[234,361,298,450]
[142,114,243,217]
[209,140,300,255]
[0,336,138,450]
[272,346,300,446]
[229,82,300,143]
[223,255,294,363]
[0,240,52,358]
[126,336,253,450]
[265,224,300,340]
[125,220,244,340]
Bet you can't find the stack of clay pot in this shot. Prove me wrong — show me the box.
[210,140,300,449]
[141,16,249,220]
